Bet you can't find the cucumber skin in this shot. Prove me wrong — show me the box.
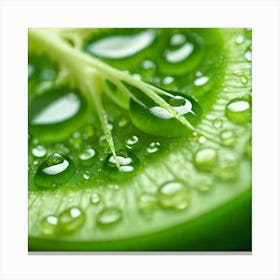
[29,189,251,252]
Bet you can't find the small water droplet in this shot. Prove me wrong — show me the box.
[194,148,218,171]
[104,151,139,180]
[147,142,160,154]
[241,76,248,84]
[35,153,74,188]
[198,136,206,144]
[90,192,101,204]
[220,130,236,146]
[96,208,122,226]
[244,47,252,61]
[126,135,139,146]
[32,145,47,158]
[213,118,223,129]
[158,181,189,210]
[137,193,157,214]
[118,116,128,128]
[235,35,244,44]
[132,73,141,81]
[195,71,202,77]
[170,34,186,46]
[225,98,251,124]
[40,215,58,235]
[194,76,209,86]
[83,171,90,180]
[142,60,156,70]
[162,76,174,85]
[79,148,96,166]
[58,207,86,233]
[215,156,238,181]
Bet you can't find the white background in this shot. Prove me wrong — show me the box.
[0,0,280,279]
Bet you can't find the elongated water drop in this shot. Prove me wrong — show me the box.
[35,153,74,188]
[58,207,86,233]
[158,181,189,210]
[96,208,122,227]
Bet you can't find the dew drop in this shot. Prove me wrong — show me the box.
[213,118,223,129]
[79,148,96,166]
[220,130,236,146]
[225,98,251,124]
[235,35,244,44]
[170,34,186,46]
[96,208,122,226]
[40,215,58,236]
[58,207,86,233]
[244,47,252,61]
[90,192,101,204]
[165,43,194,63]
[158,181,189,210]
[35,153,74,188]
[137,193,157,214]
[162,76,174,85]
[83,171,90,180]
[194,148,218,172]
[32,145,47,158]
[142,60,156,70]
[147,142,160,154]
[194,76,209,86]
[241,76,248,84]
[126,135,139,146]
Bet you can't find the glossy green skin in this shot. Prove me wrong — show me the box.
[28,28,252,251]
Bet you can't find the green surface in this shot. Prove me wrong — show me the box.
[28,28,252,251]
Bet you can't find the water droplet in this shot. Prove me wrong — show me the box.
[130,91,202,137]
[225,98,251,124]
[235,35,244,44]
[83,171,90,180]
[198,135,206,144]
[126,135,139,150]
[194,148,218,171]
[162,76,174,85]
[241,76,248,84]
[158,181,189,210]
[40,215,58,235]
[79,148,96,166]
[244,47,252,61]
[170,34,186,46]
[32,145,47,158]
[220,130,236,146]
[35,153,74,188]
[194,76,209,86]
[104,151,140,180]
[91,192,101,204]
[147,142,160,154]
[87,29,156,59]
[96,208,122,226]
[213,118,223,129]
[195,71,202,77]
[137,193,157,214]
[215,156,238,181]
[132,73,141,81]
[58,207,86,233]
[118,116,128,128]
[142,60,156,70]
[165,43,194,63]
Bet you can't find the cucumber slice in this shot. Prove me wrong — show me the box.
[28,28,252,251]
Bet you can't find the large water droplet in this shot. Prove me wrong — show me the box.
[130,90,202,137]
[96,208,122,226]
[225,98,251,124]
[158,181,189,210]
[40,215,58,236]
[194,148,218,172]
[58,207,86,233]
[87,29,156,59]
[35,153,74,188]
